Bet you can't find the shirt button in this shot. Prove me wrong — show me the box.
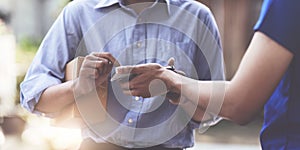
[136,42,142,48]
[128,118,133,123]
[135,96,139,101]
[167,45,171,51]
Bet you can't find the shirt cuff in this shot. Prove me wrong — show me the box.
[20,74,62,114]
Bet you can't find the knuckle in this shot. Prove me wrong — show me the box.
[80,67,88,73]
[105,52,112,57]
[86,55,93,60]
[131,90,138,96]
[90,52,98,56]
[123,90,129,95]
[98,61,105,68]
[152,63,161,69]
[155,64,161,69]
[95,61,101,68]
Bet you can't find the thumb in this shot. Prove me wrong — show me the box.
[167,57,175,66]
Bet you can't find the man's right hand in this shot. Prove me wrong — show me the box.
[73,52,117,97]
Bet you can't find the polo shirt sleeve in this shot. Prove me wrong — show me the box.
[254,0,300,54]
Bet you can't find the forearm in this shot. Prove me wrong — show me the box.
[35,53,115,115]
[35,80,75,114]
[178,98,213,122]
[163,71,217,122]
[181,80,230,121]
[165,72,230,121]
[169,57,287,125]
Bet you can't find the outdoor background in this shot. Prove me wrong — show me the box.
[0,0,263,149]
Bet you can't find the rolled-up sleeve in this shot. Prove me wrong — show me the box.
[20,3,81,114]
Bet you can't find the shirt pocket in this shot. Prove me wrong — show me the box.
[173,42,198,78]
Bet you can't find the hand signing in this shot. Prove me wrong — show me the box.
[73,52,117,97]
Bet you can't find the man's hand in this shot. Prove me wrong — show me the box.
[117,63,180,98]
[73,52,117,97]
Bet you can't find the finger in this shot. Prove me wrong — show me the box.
[115,65,136,74]
[130,63,161,74]
[128,73,151,85]
[122,89,139,97]
[122,89,132,96]
[83,60,106,72]
[80,67,99,79]
[103,60,114,75]
[119,81,132,90]
[92,52,121,67]
[116,63,160,75]
[84,58,113,75]
[101,59,109,75]
[169,99,180,105]
[87,53,112,65]
[85,54,105,61]
[87,53,114,74]
[167,57,175,66]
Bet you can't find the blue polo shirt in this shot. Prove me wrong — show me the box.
[254,0,300,149]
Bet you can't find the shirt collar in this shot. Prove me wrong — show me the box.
[94,0,172,14]
[94,0,119,9]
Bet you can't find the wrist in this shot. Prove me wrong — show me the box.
[65,81,77,105]
[160,68,182,94]
[71,78,85,98]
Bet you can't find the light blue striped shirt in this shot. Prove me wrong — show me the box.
[20,0,224,148]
